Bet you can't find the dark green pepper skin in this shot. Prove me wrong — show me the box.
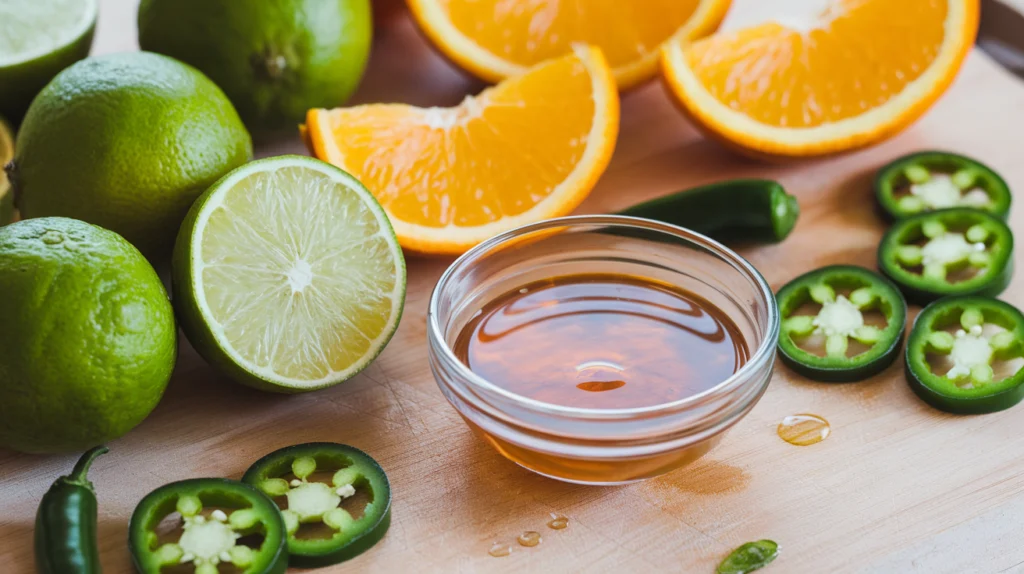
[906,296,1024,415]
[776,266,907,383]
[35,446,108,574]
[875,151,1011,220]
[878,208,1014,304]
[243,442,392,568]
[618,179,799,244]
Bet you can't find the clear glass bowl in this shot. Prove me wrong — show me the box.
[427,216,779,485]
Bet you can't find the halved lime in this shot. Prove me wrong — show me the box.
[172,156,406,393]
[0,0,97,121]
[0,118,13,224]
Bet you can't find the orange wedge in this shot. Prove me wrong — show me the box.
[661,0,979,157]
[306,46,619,255]
[408,0,731,89]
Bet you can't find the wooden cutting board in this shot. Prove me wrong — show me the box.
[4,1,1024,572]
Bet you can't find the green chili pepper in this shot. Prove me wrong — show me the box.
[129,478,288,574]
[35,446,107,574]
[243,443,392,568]
[717,540,780,574]
[618,179,799,243]
[776,265,907,382]
[875,151,1011,220]
[906,296,1024,414]
[878,208,1014,304]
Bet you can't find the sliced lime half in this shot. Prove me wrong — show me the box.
[0,0,97,120]
[173,155,407,393]
[0,118,14,225]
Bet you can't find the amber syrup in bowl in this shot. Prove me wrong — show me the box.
[428,216,779,485]
[454,274,749,409]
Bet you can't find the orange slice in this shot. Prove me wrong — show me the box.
[661,0,979,157]
[305,46,618,255]
[407,0,731,89]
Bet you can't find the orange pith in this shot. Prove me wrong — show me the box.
[408,0,732,89]
[661,0,980,157]
[306,46,619,255]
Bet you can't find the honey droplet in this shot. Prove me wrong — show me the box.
[517,531,542,547]
[547,514,569,530]
[488,543,511,558]
[777,414,830,446]
[576,380,626,392]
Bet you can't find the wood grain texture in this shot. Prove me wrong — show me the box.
[3,1,1024,572]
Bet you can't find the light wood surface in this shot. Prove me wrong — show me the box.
[4,1,1024,572]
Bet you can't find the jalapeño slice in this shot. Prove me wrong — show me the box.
[777,265,907,382]
[242,443,391,568]
[619,179,799,244]
[875,151,1011,220]
[128,478,287,574]
[878,208,1013,304]
[906,296,1024,414]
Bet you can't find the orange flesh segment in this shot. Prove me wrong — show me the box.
[437,0,702,70]
[686,0,948,128]
[307,48,616,241]
[661,0,978,157]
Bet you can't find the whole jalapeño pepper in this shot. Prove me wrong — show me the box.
[35,446,108,574]
[619,179,800,244]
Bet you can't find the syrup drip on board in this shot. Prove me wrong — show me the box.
[488,514,569,556]
[488,543,511,558]
[517,531,542,547]
[547,514,569,530]
[777,414,831,446]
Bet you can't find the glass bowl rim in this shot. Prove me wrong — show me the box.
[427,214,780,418]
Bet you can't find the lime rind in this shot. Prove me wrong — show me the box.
[0,0,97,67]
[175,155,406,392]
[0,217,177,453]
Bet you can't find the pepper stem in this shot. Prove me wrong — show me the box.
[69,445,109,482]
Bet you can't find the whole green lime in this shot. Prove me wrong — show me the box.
[138,0,372,132]
[6,52,252,259]
[0,0,97,123]
[0,217,177,454]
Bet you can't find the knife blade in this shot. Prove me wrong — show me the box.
[979,0,1024,78]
